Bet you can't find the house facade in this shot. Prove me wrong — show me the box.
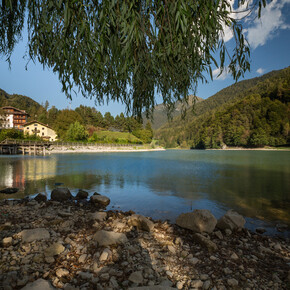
[0,106,29,129]
[24,121,58,142]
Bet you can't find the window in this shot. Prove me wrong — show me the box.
[27,127,29,129]
[34,124,38,126]
[42,133,44,136]
[42,127,44,130]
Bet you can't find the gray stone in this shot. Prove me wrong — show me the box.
[21,278,55,290]
[89,211,107,222]
[191,280,203,288]
[128,286,176,290]
[176,209,217,233]
[217,210,245,231]
[129,271,143,284]
[78,254,87,263]
[256,227,266,234]
[193,233,217,252]
[227,278,238,287]
[90,195,110,207]
[128,214,154,232]
[93,230,128,246]
[19,228,50,243]
[51,188,72,201]
[44,243,65,257]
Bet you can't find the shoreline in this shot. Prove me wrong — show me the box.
[0,193,289,289]
[48,147,166,154]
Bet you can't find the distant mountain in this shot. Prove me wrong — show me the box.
[0,89,44,121]
[156,67,290,148]
[142,95,204,130]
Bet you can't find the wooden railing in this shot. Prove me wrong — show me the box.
[0,139,143,147]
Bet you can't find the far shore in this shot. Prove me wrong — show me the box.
[48,146,166,154]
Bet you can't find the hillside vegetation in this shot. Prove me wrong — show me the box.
[156,67,290,148]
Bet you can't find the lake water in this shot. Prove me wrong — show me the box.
[0,150,289,236]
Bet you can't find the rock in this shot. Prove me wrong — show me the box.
[128,214,154,232]
[21,278,55,290]
[227,278,238,287]
[168,245,176,254]
[128,287,175,290]
[93,230,128,246]
[189,257,200,265]
[19,228,50,243]
[231,252,239,260]
[217,210,245,231]
[51,188,72,201]
[56,268,69,278]
[78,254,87,263]
[0,187,18,194]
[214,230,223,240]
[76,190,88,200]
[176,209,217,233]
[34,193,47,203]
[90,195,110,207]
[256,227,266,234]
[176,281,184,289]
[44,243,65,257]
[129,271,143,284]
[89,211,107,222]
[191,280,203,288]
[100,249,111,262]
[193,233,217,252]
[3,236,13,247]
[203,280,211,289]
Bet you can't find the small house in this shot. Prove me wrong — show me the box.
[24,121,57,141]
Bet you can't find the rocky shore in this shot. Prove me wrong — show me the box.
[0,189,289,290]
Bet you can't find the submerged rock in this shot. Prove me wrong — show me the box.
[0,187,19,194]
[217,209,246,231]
[75,189,88,200]
[176,209,217,233]
[51,188,72,201]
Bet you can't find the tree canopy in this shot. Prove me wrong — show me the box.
[0,0,266,117]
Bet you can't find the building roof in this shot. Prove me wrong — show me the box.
[1,106,29,116]
[23,120,54,130]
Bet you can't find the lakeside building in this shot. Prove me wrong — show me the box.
[24,121,57,142]
[0,106,29,129]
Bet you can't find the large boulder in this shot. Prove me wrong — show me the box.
[0,187,18,194]
[34,193,47,203]
[176,209,217,233]
[93,230,128,246]
[51,188,72,201]
[128,214,154,232]
[19,228,50,243]
[76,189,88,200]
[217,210,246,231]
[21,278,55,290]
[90,194,110,207]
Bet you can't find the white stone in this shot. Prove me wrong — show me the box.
[3,237,12,247]
[56,268,69,278]
[44,243,65,257]
[78,254,87,263]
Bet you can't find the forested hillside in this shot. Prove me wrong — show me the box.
[156,67,290,148]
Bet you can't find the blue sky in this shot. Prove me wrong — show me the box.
[0,0,289,116]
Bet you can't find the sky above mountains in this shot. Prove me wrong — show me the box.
[0,0,289,116]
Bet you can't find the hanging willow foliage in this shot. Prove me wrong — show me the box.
[0,0,266,118]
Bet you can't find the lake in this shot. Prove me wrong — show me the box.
[0,150,289,236]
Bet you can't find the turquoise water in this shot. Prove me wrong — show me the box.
[0,150,289,235]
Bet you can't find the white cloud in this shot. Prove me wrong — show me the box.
[246,0,290,49]
[221,0,290,49]
[212,67,229,80]
[256,68,265,74]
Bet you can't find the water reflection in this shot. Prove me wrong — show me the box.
[0,151,289,230]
